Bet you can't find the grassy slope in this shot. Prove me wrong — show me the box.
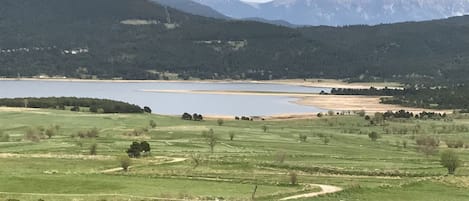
[0,109,468,200]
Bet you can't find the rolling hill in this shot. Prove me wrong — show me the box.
[1,0,469,84]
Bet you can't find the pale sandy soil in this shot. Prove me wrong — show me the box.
[0,107,51,114]
[279,184,343,200]
[296,95,451,114]
[142,90,450,115]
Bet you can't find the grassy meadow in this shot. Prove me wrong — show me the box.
[0,108,468,200]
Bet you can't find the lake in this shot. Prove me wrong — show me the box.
[0,80,330,116]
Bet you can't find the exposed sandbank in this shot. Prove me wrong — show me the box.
[141,89,451,116]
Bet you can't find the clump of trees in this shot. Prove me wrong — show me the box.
[182,113,203,121]
[0,97,144,113]
[143,106,152,113]
[440,150,461,175]
[366,110,448,125]
[126,141,151,158]
[330,87,405,96]
[381,87,469,111]
[235,116,253,121]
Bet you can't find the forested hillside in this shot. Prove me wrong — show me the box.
[1,0,469,84]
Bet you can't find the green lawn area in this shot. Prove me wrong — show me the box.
[1,108,469,200]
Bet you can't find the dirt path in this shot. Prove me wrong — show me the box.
[279,184,343,200]
[100,156,187,173]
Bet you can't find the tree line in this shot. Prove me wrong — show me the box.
[0,97,146,113]
[327,86,469,111]
[328,87,405,96]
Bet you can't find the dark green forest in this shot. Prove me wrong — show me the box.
[329,87,469,111]
[0,97,144,113]
[1,0,469,83]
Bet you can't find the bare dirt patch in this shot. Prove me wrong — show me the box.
[296,95,451,114]
[280,184,343,200]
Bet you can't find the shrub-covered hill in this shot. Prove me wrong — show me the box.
[1,0,469,83]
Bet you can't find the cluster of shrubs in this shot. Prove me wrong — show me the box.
[329,87,405,96]
[235,116,253,121]
[24,125,60,142]
[182,113,203,121]
[126,141,151,158]
[365,110,448,125]
[0,97,146,113]
[445,139,466,149]
[380,110,447,120]
[72,128,99,139]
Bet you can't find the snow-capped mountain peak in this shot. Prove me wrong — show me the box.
[194,0,469,26]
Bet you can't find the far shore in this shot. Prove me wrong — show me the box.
[141,89,451,115]
[1,77,446,120]
[0,77,402,89]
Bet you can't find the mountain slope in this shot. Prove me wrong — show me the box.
[194,0,469,26]
[152,0,296,27]
[151,0,229,19]
[1,0,469,83]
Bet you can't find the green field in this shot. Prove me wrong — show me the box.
[0,108,468,201]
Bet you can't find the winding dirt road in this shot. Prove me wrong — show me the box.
[100,156,187,173]
[279,184,343,200]
[1,153,343,199]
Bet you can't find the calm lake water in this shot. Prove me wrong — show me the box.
[0,80,330,116]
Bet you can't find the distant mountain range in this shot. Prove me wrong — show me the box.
[2,0,469,83]
[193,0,469,26]
[152,0,296,27]
[151,0,229,20]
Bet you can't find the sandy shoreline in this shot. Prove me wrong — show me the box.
[1,78,444,120]
[141,89,451,115]
[295,95,451,114]
[0,78,401,89]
